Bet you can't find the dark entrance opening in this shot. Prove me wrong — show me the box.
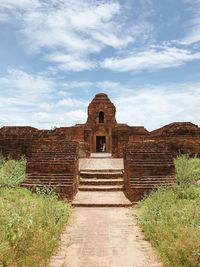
[96,136,106,152]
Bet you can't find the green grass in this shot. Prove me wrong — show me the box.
[0,154,26,188]
[0,156,72,267]
[137,155,200,267]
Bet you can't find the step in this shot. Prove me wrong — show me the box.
[78,185,124,191]
[80,178,124,186]
[90,153,112,158]
[72,191,132,207]
[80,169,123,173]
[80,172,123,179]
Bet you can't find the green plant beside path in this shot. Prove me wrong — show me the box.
[0,156,72,267]
[137,155,200,267]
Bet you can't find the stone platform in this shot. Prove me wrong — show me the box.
[72,191,132,207]
[79,158,124,171]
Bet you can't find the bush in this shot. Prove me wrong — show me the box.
[137,155,200,267]
[0,156,72,267]
[0,188,72,267]
[174,154,200,186]
[0,156,26,188]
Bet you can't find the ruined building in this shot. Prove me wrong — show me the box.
[0,93,200,201]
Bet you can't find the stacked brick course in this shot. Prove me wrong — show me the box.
[22,137,78,200]
[124,141,175,201]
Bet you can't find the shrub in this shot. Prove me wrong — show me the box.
[0,157,26,188]
[174,154,200,186]
[0,188,72,267]
[137,155,200,267]
[0,157,72,267]
[35,186,58,198]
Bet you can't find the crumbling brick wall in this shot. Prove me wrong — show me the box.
[0,127,42,159]
[22,136,79,200]
[149,122,200,156]
[124,141,175,201]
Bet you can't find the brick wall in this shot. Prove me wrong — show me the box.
[124,141,175,201]
[0,126,42,159]
[150,122,200,156]
[22,136,79,200]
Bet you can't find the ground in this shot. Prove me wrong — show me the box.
[49,207,162,267]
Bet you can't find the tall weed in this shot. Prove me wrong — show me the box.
[0,157,26,188]
[174,154,200,185]
[0,156,72,267]
[0,188,71,267]
[137,155,200,267]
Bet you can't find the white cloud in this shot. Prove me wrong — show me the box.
[0,67,88,128]
[0,0,136,72]
[114,84,200,130]
[0,72,199,130]
[181,0,200,45]
[38,102,53,111]
[33,109,87,128]
[102,46,200,72]
[97,80,122,93]
[47,53,96,72]
[0,68,54,101]
[0,0,41,10]
[57,97,85,108]
[62,81,93,89]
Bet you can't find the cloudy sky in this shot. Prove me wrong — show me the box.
[0,0,200,131]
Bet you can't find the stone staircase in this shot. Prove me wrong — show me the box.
[79,169,124,192]
[72,156,132,207]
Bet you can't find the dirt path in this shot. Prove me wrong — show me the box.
[49,207,162,267]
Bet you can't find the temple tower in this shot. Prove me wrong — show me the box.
[84,93,117,153]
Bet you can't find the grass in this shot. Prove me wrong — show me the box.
[0,156,72,267]
[0,155,26,188]
[137,155,200,267]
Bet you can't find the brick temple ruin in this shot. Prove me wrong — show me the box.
[0,93,200,202]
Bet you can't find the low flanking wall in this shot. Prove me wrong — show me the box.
[22,136,79,200]
[0,127,41,159]
[124,141,175,202]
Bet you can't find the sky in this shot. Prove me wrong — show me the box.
[0,0,200,131]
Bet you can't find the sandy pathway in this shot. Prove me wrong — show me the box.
[49,207,162,267]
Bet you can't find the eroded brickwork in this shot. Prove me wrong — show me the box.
[124,141,175,201]
[22,137,79,200]
[149,122,200,156]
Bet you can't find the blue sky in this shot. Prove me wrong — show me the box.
[0,0,200,130]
